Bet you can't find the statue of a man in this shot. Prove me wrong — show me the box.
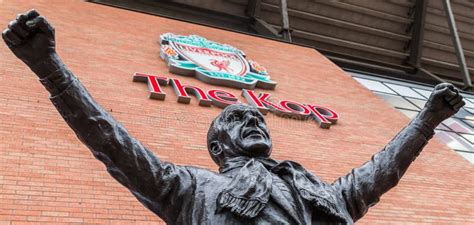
[2,10,466,224]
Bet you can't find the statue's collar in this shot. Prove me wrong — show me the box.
[219,156,278,174]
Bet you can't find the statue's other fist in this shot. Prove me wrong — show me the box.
[2,9,55,68]
[423,83,465,126]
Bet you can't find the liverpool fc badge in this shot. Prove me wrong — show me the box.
[160,33,276,90]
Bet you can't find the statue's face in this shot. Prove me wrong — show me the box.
[218,106,272,158]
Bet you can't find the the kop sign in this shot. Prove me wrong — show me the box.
[133,33,339,128]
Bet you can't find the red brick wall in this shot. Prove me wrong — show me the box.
[0,0,472,224]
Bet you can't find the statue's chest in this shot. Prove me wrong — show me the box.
[190,173,307,225]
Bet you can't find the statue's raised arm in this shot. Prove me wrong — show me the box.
[332,82,465,221]
[2,9,194,222]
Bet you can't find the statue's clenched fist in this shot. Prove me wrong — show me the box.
[420,83,465,128]
[2,9,57,78]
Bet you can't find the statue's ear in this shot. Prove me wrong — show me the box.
[209,140,223,156]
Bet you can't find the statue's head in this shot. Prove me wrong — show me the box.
[207,104,272,166]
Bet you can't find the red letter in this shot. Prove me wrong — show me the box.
[170,78,212,106]
[279,100,311,119]
[207,89,239,108]
[306,104,339,129]
[242,90,291,115]
[133,72,168,100]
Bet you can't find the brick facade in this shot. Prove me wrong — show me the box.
[0,0,473,224]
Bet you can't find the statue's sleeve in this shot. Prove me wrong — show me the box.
[332,119,434,222]
[39,67,194,222]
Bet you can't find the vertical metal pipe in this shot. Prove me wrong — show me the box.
[246,0,261,18]
[279,0,291,42]
[407,0,428,68]
[442,0,472,88]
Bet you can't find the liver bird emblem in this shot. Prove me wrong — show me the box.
[210,59,233,73]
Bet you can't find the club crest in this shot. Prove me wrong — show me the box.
[160,33,276,90]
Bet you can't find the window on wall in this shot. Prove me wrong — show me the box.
[349,72,474,164]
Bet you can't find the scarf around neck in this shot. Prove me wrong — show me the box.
[217,156,346,222]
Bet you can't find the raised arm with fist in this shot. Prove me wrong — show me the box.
[3,9,60,78]
[419,83,465,129]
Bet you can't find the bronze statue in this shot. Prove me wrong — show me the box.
[2,9,466,225]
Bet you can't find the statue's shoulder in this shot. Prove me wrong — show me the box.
[183,165,221,177]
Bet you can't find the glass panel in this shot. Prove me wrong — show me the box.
[442,118,472,133]
[412,88,433,99]
[398,109,418,119]
[437,123,451,130]
[464,107,474,114]
[384,83,425,99]
[452,133,474,152]
[406,98,426,109]
[350,74,474,163]
[375,93,419,110]
[454,108,474,120]
[462,98,474,109]
[460,133,474,144]
[465,97,474,104]
[353,77,396,94]
[455,151,474,164]
[460,118,474,128]
[434,131,473,152]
